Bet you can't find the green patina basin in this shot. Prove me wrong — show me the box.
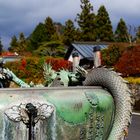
[0,86,114,140]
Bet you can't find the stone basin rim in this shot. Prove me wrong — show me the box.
[0,86,102,92]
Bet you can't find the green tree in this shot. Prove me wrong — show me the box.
[76,0,96,41]
[114,18,129,42]
[51,32,60,41]
[18,32,28,53]
[19,32,26,44]
[74,28,82,41]
[29,23,47,50]
[45,17,56,41]
[0,38,3,55]
[9,33,28,54]
[9,35,18,52]
[63,19,76,45]
[102,45,121,66]
[33,41,65,57]
[95,5,114,41]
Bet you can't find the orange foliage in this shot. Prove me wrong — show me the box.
[115,46,140,76]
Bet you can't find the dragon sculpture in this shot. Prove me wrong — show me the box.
[43,63,133,140]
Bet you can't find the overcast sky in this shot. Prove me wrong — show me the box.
[0,0,140,48]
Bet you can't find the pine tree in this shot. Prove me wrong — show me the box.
[29,23,47,50]
[63,19,76,45]
[96,5,114,41]
[9,33,28,54]
[18,32,28,53]
[0,38,3,55]
[74,28,82,41]
[19,32,26,44]
[9,35,18,52]
[114,18,129,42]
[76,0,96,41]
[45,17,56,41]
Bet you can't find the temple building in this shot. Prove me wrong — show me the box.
[64,42,109,69]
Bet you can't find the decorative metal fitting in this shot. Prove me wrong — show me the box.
[5,102,54,125]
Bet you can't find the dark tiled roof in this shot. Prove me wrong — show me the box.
[64,42,108,60]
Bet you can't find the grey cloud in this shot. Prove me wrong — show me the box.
[0,0,80,33]
[93,0,140,25]
[0,0,140,48]
[0,0,81,48]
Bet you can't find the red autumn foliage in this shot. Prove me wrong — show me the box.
[19,58,27,71]
[21,59,26,67]
[115,46,140,76]
[46,58,72,71]
[1,52,17,57]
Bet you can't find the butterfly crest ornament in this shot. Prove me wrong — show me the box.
[5,103,54,126]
